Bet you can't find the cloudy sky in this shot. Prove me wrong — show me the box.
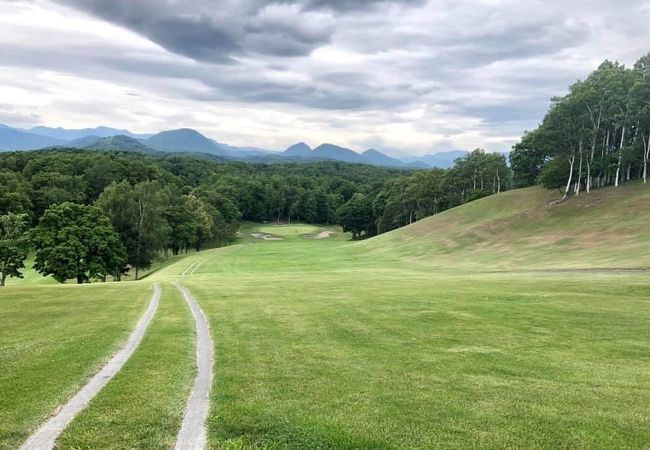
[1,0,648,156]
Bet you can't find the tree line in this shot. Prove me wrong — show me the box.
[338,149,510,238]
[0,147,511,284]
[510,53,650,197]
[0,150,406,285]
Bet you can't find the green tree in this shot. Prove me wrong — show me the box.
[163,193,215,255]
[509,130,549,187]
[32,202,127,284]
[337,193,375,239]
[185,193,214,252]
[0,171,32,217]
[97,181,170,279]
[0,213,30,287]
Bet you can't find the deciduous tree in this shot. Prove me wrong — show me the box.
[0,213,30,287]
[32,202,127,283]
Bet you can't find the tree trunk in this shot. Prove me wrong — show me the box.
[77,274,84,284]
[575,141,583,196]
[587,135,596,193]
[601,129,609,185]
[496,167,501,193]
[615,125,625,187]
[135,266,139,280]
[563,151,576,200]
[0,274,5,287]
[643,133,650,184]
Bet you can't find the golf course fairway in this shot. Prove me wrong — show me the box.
[1,184,649,449]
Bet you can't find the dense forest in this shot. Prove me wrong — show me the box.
[0,148,509,284]
[510,53,650,196]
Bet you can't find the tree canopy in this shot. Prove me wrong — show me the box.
[32,202,127,283]
[510,53,650,195]
[0,212,30,286]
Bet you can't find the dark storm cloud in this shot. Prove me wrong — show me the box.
[52,0,429,61]
[52,0,240,61]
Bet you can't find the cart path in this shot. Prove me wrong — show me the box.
[174,283,213,450]
[19,284,162,450]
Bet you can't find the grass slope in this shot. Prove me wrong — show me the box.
[0,283,150,449]
[361,182,650,270]
[151,217,650,449]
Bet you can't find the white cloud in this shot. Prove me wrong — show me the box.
[0,0,648,155]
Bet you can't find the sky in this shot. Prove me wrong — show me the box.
[0,0,649,156]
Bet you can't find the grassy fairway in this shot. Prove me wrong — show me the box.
[152,215,650,449]
[257,224,321,236]
[2,184,649,449]
[56,283,195,450]
[0,283,151,450]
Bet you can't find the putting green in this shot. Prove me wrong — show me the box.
[257,224,321,236]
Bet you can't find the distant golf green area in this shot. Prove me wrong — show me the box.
[1,184,649,449]
[257,224,321,236]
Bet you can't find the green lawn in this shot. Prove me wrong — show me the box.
[3,184,649,449]
[0,283,151,450]
[56,283,195,450]
[257,224,321,236]
[150,217,650,449]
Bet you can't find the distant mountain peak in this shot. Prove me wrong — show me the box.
[405,150,468,169]
[312,143,364,164]
[84,135,153,153]
[27,125,152,140]
[361,148,404,167]
[145,128,226,155]
[0,123,466,169]
[0,126,66,150]
[283,142,312,157]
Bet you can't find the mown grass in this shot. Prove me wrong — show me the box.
[56,283,195,450]
[362,182,650,270]
[3,183,649,449]
[257,224,321,236]
[0,283,151,450]
[151,216,650,449]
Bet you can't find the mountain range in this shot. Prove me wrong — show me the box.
[0,124,467,168]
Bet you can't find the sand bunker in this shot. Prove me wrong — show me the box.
[251,232,284,241]
[314,231,334,239]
